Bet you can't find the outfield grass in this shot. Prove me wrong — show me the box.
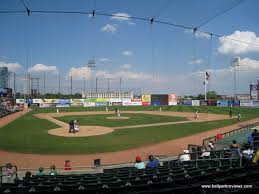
[56,113,187,127]
[0,106,258,154]
[32,105,259,119]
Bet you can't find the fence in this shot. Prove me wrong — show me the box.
[202,122,259,146]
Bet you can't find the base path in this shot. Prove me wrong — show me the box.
[0,110,254,169]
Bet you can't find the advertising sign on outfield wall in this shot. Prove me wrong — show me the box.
[141,95,151,103]
[95,102,108,106]
[83,102,95,107]
[110,98,123,103]
[123,101,142,106]
[142,102,151,106]
[32,99,43,104]
[228,100,240,107]
[112,102,122,106]
[70,99,84,106]
[217,100,229,107]
[168,94,177,105]
[192,100,200,106]
[83,98,110,102]
[131,98,142,102]
[42,99,57,103]
[200,100,208,106]
[240,100,253,107]
[16,99,25,104]
[182,100,192,106]
[39,103,52,108]
[56,99,70,107]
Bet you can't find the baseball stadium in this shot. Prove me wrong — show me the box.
[1,0,259,194]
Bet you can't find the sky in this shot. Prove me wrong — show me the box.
[0,0,259,96]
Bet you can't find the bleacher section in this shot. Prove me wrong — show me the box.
[0,105,18,118]
[2,150,258,194]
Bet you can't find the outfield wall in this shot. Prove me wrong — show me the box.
[14,97,259,108]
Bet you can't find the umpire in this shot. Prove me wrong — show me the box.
[69,120,74,133]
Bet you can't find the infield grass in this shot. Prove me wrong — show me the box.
[56,113,188,127]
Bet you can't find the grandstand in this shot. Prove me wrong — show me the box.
[0,104,18,118]
[0,149,258,193]
[1,121,259,193]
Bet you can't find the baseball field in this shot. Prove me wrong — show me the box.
[0,105,259,168]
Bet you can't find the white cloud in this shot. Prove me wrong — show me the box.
[188,59,203,65]
[99,58,112,63]
[67,67,91,80]
[0,61,22,72]
[184,29,210,39]
[127,21,136,26]
[111,12,135,26]
[195,31,210,39]
[120,64,132,70]
[67,65,152,81]
[238,57,259,71]
[122,50,133,56]
[111,12,131,21]
[101,24,117,33]
[218,31,259,55]
[28,64,58,73]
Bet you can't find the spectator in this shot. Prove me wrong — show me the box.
[64,160,72,171]
[146,155,160,168]
[216,133,223,140]
[6,163,15,183]
[179,150,191,161]
[248,129,258,145]
[252,129,258,137]
[242,144,254,160]
[25,171,32,179]
[37,167,45,176]
[252,150,259,164]
[134,156,145,169]
[208,141,215,151]
[200,147,210,158]
[49,165,58,176]
[230,140,240,149]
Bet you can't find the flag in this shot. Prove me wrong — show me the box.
[205,71,210,81]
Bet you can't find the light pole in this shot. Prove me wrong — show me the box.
[231,57,240,100]
[88,59,96,93]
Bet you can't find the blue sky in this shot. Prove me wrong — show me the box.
[0,0,259,96]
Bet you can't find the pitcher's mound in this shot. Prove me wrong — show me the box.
[48,126,114,137]
[106,116,130,120]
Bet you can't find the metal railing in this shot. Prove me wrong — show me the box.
[202,122,259,146]
[177,149,243,168]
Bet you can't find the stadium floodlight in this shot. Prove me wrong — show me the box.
[87,59,96,92]
[231,57,240,100]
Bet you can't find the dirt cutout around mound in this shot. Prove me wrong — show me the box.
[49,126,114,137]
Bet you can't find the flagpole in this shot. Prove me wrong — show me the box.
[205,70,207,101]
